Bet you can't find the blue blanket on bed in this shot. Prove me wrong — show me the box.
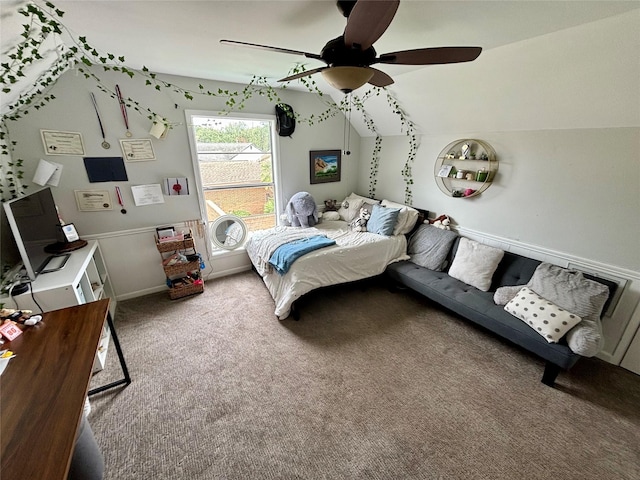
[269,235,336,275]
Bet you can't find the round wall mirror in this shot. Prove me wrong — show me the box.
[210,215,247,250]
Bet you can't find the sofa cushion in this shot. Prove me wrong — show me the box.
[504,286,582,343]
[527,263,610,357]
[448,238,504,291]
[407,225,458,271]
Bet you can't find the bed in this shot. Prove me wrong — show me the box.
[245,195,425,319]
[246,220,409,319]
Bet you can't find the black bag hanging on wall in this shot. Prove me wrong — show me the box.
[275,103,295,137]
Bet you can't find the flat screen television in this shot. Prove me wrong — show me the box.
[3,187,71,281]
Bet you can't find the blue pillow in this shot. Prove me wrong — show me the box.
[367,204,401,236]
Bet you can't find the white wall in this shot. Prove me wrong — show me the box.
[357,11,640,366]
[2,68,361,297]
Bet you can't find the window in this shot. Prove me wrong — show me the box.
[186,112,279,239]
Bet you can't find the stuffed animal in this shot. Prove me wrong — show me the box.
[429,214,451,230]
[285,192,318,228]
[350,207,371,232]
[324,199,338,212]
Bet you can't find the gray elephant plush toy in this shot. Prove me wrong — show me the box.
[285,192,318,228]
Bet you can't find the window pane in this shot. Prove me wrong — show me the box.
[204,186,275,231]
[190,115,277,235]
[199,154,272,188]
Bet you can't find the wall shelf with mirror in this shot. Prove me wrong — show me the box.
[434,139,498,198]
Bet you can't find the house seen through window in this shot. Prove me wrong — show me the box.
[187,113,278,237]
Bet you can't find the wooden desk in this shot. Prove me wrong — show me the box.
[0,299,109,480]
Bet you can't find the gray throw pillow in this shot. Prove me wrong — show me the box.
[527,263,610,357]
[494,284,526,305]
[408,225,457,271]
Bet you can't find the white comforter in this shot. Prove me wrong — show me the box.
[246,221,409,319]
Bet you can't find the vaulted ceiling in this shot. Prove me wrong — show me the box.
[2,1,638,134]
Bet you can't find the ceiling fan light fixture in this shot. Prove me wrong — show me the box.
[321,66,374,93]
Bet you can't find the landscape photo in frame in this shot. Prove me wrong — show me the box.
[309,150,341,184]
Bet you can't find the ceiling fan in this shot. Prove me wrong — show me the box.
[220,0,482,93]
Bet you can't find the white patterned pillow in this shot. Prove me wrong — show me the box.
[527,263,610,356]
[448,237,504,291]
[505,287,582,343]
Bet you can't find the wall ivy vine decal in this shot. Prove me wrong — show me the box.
[1,1,417,203]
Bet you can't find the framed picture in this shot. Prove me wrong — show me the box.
[437,165,453,178]
[41,129,85,156]
[309,149,341,184]
[120,139,156,161]
[74,189,113,211]
[61,223,80,242]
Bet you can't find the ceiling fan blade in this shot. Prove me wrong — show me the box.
[377,46,482,65]
[278,66,328,83]
[368,67,394,87]
[344,0,399,50]
[220,39,324,62]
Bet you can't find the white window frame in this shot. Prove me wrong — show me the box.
[184,109,283,246]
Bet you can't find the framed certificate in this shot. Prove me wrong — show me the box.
[120,139,156,161]
[74,190,113,211]
[41,130,86,156]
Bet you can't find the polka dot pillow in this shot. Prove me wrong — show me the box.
[504,287,582,343]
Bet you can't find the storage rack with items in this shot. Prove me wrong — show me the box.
[434,139,498,198]
[155,228,204,299]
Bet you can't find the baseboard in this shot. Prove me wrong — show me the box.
[115,265,252,301]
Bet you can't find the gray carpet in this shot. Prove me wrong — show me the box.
[88,271,640,480]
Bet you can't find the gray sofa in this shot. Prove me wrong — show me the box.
[386,229,617,387]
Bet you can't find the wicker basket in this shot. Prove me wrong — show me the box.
[168,282,204,300]
[156,236,195,253]
[163,260,200,277]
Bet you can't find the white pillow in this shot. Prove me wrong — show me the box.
[347,193,380,205]
[337,197,364,222]
[322,211,340,221]
[504,287,582,343]
[380,199,419,235]
[448,237,504,291]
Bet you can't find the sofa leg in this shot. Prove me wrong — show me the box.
[541,363,561,387]
[387,280,405,293]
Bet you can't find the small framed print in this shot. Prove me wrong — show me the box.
[41,130,86,156]
[75,190,113,211]
[61,223,80,242]
[437,165,453,178]
[309,149,341,184]
[120,139,156,161]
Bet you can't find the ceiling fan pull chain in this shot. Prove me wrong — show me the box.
[345,95,352,156]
